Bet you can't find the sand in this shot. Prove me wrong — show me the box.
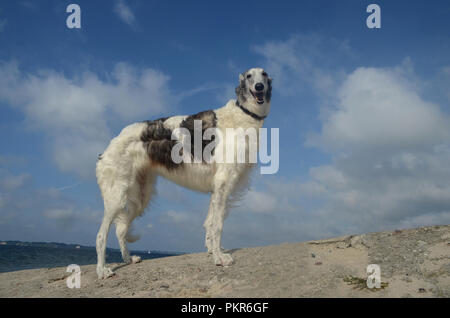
[0,225,448,298]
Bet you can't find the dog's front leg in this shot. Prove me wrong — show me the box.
[204,198,214,254]
[206,171,238,266]
[204,196,226,255]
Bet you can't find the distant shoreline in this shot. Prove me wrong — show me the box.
[0,240,184,256]
[0,241,184,274]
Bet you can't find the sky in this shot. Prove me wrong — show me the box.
[0,0,449,253]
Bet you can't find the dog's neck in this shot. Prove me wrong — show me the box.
[235,99,268,121]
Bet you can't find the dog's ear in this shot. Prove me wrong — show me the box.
[265,77,272,102]
[235,72,247,102]
[236,72,245,98]
[235,84,240,98]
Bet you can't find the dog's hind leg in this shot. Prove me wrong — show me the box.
[115,170,156,265]
[96,182,131,279]
[96,204,120,279]
[115,219,133,263]
[114,211,143,265]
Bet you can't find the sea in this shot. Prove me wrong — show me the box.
[0,241,182,273]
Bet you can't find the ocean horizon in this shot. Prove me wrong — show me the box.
[0,240,183,273]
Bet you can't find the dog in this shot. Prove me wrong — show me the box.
[95,67,272,279]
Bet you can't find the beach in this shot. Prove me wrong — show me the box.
[0,225,448,298]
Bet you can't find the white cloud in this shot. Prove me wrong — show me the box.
[114,0,137,27]
[241,190,278,214]
[252,34,350,99]
[0,173,30,191]
[0,61,173,178]
[252,34,450,238]
[161,210,189,224]
[43,208,74,220]
[307,66,450,153]
[0,168,103,241]
[300,63,450,234]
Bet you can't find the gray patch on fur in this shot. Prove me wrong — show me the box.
[235,80,247,105]
[140,117,180,170]
[140,111,218,169]
[179,110,217,163]
[265,78,272,102]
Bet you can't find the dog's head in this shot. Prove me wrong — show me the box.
[235,68,272,115]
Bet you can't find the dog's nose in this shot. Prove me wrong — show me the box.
[255,83,264,91]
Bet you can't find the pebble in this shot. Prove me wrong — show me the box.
[315,262,322,266]
[418,288,426,293]
[311,253,316,258]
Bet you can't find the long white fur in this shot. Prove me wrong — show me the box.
[95,68,271,279]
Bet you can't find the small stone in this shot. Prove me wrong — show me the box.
[315,262,322,266]
[311,253,316,258]
[418,288,426,293]
[336,242,349,249]
[160,284,169,289]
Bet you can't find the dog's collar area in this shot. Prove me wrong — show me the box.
[235,100,267,121]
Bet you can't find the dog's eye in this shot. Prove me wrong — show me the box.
[246,74,252,79]
[262,72,267,77]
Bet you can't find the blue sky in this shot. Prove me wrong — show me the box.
[0,0,449,253]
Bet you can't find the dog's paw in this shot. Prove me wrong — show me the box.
[213,252,233,266]
[206,243,225,255]
[131,255,141,264]
[206,242,213,254]
[97,267,115,279]
[205,236,213,254]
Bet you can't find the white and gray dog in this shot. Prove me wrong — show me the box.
[95,68,272,279]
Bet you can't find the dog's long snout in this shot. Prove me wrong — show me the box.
[255,83,264,91]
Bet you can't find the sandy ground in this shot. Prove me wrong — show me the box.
[0,225,448,298]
